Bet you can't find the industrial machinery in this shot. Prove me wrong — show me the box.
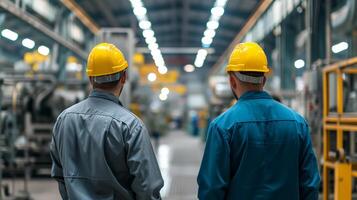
[322,57,357,200]
[0,70,86,199]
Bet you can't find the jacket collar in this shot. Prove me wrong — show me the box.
[89,89,123,106]
[239,91,272,101]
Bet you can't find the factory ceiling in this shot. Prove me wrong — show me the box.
[75,0,261,73]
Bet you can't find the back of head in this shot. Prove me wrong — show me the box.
[86,43,128,92]
[226,42,269,94]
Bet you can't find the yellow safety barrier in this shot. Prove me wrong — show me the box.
[322,57,357,200]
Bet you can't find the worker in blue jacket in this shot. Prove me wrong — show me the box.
[197,42,320,200]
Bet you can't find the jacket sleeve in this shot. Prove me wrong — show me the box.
[50,118,69,200]
[299,122,320,200]
[197,122,230,200]
[126,124,164,200]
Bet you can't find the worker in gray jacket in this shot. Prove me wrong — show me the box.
[50,43,164,200]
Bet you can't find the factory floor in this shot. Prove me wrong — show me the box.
[3,130,204,200]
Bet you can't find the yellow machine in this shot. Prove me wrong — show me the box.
[323,57,357,200]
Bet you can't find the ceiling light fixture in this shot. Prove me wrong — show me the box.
[202,37,213,46]
[38,45,50,56]
[216,0,228,7]
[139,20,151,29]
[194,0,228,67]
[332,42,348,54]
[294,59,305,69]
[211,6,225,17]
[133,6,147,17]
[130,0,143,8]
[148,42,159,50]
[207,20,219,30]
[184,64,195,72]
[151,48,161,56]
[158,66,168,74]
[143,29,154,38]
[154,59,165,67]
[204,29,216,38]
[22,38,35,49]
[1,29,18,41]
[130,0,166,70]
[147,72,157,82]
[159,93,168,101]
[145,37,156,44]
[161,87,170,95]
[194,59,204,68]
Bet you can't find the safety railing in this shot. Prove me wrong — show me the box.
[323,57,357,200]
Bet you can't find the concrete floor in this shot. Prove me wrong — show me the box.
[2,179,61,200]
[3,130,203,200]
[158,130,203,200]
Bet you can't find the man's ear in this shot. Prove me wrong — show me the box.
[229,73,237,89]
[262,76,266,86]
[89,77,94,85]
[120,71,127,84]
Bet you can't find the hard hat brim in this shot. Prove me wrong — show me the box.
[93,72,123,84]
[226,64,270,73]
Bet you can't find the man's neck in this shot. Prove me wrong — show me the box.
[237,88,263,99]
[93,88,120,97]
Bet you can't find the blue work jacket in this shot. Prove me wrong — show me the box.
[198,91,320,200]
[50,90,163,200]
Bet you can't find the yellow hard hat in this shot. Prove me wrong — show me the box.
[226,42,269,73]
[86,43,128,77]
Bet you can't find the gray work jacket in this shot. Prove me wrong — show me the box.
[50,90,163,200]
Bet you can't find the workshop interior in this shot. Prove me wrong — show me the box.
[0,0,356,199]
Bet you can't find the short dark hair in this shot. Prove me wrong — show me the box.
[92,79,120,90]
[239,71,265,77]
[229,71,265,86]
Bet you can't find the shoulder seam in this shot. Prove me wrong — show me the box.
[62,111,132,130]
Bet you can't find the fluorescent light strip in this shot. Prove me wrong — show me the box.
[294,59,305,69]
[332,42,348,54]
[184,64,195,72]
[1,29,18,41]
[1,28,39,50]
[22,38,35,49]
[38,45,50,56]
[194,0,228,68]
[0,28,52,55]
[129,0,166,73]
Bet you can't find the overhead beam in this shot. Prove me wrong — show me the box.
[60,0,99,34]
[210,0,274,75]
[0,0,87,59]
